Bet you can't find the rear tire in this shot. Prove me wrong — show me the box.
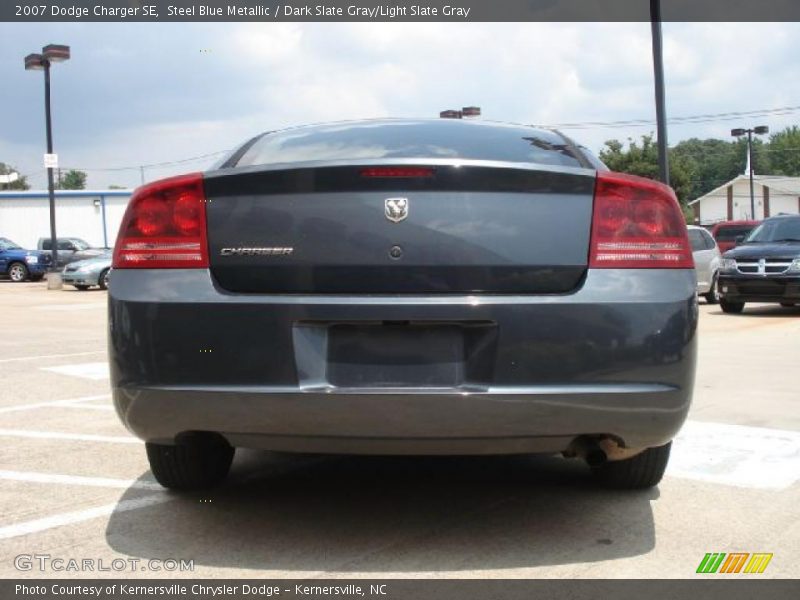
[146,436,234,490]
[8,262,28,282]
[703,275,719,304]
[720,299,745,313]
[591,442,671,489]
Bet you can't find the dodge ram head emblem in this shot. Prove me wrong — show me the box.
[385,197,409,223]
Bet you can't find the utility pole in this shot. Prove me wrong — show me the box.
[747,129,755,220]
[650,0,669,185]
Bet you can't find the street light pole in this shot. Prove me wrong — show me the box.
[25,44,70,289]
[731,126,769,220]
[43,58,59,274]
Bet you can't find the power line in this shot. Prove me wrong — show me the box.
[61,149,231,173]
[545,105,800,130]
[8,105,799,182]
[15,150,231,185]
[603,146,800,159]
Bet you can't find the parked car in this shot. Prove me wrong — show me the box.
[688,225,721,303]
[37,237,106,267]
[62,251,112,290]
[0,237,52,282]
[711,220,760,253]
[717,213,800,313]
[109,118,697,491]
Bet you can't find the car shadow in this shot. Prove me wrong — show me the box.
[106,451,658,572]
[708,304,800,317]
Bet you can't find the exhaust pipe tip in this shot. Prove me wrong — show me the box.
[566,437,608,466]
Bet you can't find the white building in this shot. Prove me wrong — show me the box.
[0,189,132,249]
[688,174,800,225]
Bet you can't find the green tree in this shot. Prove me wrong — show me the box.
[598,134,694,206]
[766,126,800,176]
[671,138,742,201]
[0,162,30,190]
[59,169,87,190]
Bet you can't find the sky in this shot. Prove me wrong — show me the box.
[1,21,798,189]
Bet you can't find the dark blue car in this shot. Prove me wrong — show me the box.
[108,119,698,492]
[0,237,52,282]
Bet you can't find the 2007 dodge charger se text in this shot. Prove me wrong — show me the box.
[108,119,697,491]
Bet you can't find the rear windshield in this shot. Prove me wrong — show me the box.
[233,121,586,169]
[715,225,755,241]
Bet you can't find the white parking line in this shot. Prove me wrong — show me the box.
[59,403,114,411]
[668,420,800,490]
[0,351,105,364]
[0,495,171,540]
[0,429,139,444]
[41,362,109,380]
[32,302,106,311]
[0,470,162,490]
[0,394,111,415]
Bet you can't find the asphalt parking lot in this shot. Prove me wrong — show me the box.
[0,280,798,579]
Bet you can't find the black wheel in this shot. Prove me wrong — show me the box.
[8,262,29,282]
[703,275,719,304]
[780,302,796,308]
[591,442,672,489]
[74,285,90,291]
[720,299,745,314]
[98,268,110,290]
[146,436,234,490]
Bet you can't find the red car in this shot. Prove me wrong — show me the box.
[711,220,760,253]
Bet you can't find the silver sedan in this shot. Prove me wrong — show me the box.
[62,251,112,291]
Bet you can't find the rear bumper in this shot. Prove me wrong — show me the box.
[108,269,698,454]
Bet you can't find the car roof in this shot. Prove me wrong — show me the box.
[712,220,759,228]
[257,117,563,139]
[763,213,800,220]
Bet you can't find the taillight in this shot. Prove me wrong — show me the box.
[113,173,209,269]
[360,167,435,178]
[589,171,693,269]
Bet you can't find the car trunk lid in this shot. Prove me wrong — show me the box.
[203,162,596,294]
